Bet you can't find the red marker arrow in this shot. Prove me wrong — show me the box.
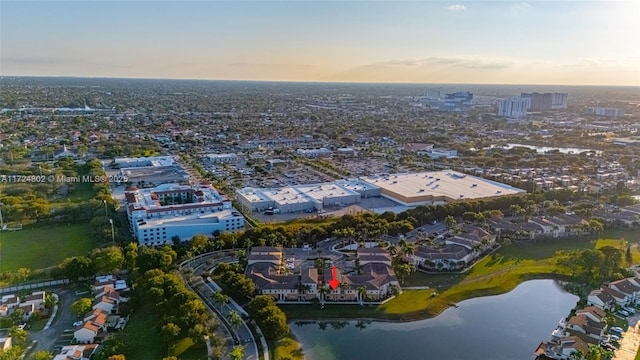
[327,265,340,290]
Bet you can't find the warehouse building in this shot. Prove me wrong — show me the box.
[360,171,525,206]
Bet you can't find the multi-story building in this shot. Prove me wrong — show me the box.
[204,153,238,164]
[498,97,531,118]
[591,107,624,117]
[520,92,568,111]
[125,183,244,245]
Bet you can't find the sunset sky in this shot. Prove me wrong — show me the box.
[1,1,639,85]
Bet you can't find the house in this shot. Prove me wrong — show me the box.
[341,262,400,302]
[18,303,35,320]
[74,322,100,343]
[53,344,99,360]
[22,291,46,309]
[536,336,590,360]
[1,294,20,310]
[409,244,474,271]
[83,309,109,332]
[607,278,640,303]
[357,247,392,266]
[575,306,606,323]
[602,287,630,306]
[565,314,607,341]
[92,296,117,314]
[586,289,615,310]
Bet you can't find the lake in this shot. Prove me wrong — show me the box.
[489,143,601,155]
[291,279,578,360]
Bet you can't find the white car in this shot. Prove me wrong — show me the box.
[609,334,621,342]
[624,307,636,314]
[73,321,84,327]
[611,326,624,333]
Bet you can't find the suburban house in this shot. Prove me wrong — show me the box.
[536,336,590,360]
[53,344,99,360]
[607,278,640,303]
[0,295,19,311]
[74,322,101,344]
[564,314,607,341]
[245,246,400,303]
[21,291,46,310]
[529,214,588,238]
[586,289,615,311]
[82,309,109,332]
[575,306,606,323]
[92,296,118,314]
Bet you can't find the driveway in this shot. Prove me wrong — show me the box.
[30,289,79,352]
[614,314,640,360]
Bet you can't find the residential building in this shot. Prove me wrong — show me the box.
[296,148,333,158]
[520,92,568,111]
[0,337,12,351]
[125,183,244,245]
[74,322,101,344]
[498,97,531,118]
[53,344,99,360]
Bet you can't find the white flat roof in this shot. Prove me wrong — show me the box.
[138,209,240,228]
[361,171,525,203]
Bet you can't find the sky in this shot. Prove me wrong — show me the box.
[1,1,639,86]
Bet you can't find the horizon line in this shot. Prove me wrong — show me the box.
[1,74,639,88]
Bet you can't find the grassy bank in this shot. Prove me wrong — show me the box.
[282,236,640,322]
[272,331,304,360]
[0,223,94,272]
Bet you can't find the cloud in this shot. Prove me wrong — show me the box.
[227,62,312,69]
[445,4,466,11]
[509,2,532,15]
[358,57,513,70]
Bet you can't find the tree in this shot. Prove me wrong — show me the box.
[228,310,243,332]
[71,298,93,317]
[230,346,245,360]
[16,267,31,282]
[9,326,28,346]
[107,356,126,360]
[160,322,181,342]
[31,351,54,360]
[91,246,124,274]
[59,256,96,281]
[626,245,633,264]
[211,291,230,309]
[444,215,457,229]
[395,263,415,284]
[357,285,368,305]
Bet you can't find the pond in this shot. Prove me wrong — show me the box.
[291,279,578,360]
[489,143,601,155]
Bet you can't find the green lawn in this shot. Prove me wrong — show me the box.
[120,304,166,360]
[272,331,305,360]
[120,303,207,360]
[0,223,95,272]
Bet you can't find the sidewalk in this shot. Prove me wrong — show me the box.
[614,316,640,360]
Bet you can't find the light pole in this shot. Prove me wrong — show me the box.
[103,199,108,218]
[109,218,115,244]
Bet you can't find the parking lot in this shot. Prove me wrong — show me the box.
[613,314,640,360]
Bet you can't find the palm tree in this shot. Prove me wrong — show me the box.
[230,345,245,360]
[228,310,243,333]
[211,291,229,309]
[357,285,368,305]
[318,285,330,305]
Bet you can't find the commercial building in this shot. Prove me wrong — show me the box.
[112,156,189,186]
[203,153,238,164]
[125,183,244,245]
[296,148,333,158]
[361,171,526,206]
[422,91,474,112]
[236,179,373,213]
[498,97,531,118]
[591,107,624,117]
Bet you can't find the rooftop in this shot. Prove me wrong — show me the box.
[361,170,525,204]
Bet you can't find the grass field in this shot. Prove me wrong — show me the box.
[272,332,304,360]
[0,223,95,272]
[120,303,207,360]
[282,235,640,322]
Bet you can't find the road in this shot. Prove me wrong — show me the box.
[181,251,266,360]
[30,289,78,353]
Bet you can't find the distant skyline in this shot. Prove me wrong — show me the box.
[1,1,639,86]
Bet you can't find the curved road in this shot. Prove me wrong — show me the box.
[180,251,268,360]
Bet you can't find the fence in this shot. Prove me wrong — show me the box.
[0,279,69,294]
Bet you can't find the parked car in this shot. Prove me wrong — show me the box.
[73,321,83,327]
[618,310,629,317]
[610,326,624,333]
[624,307,636,314]
[609,334,621,342]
